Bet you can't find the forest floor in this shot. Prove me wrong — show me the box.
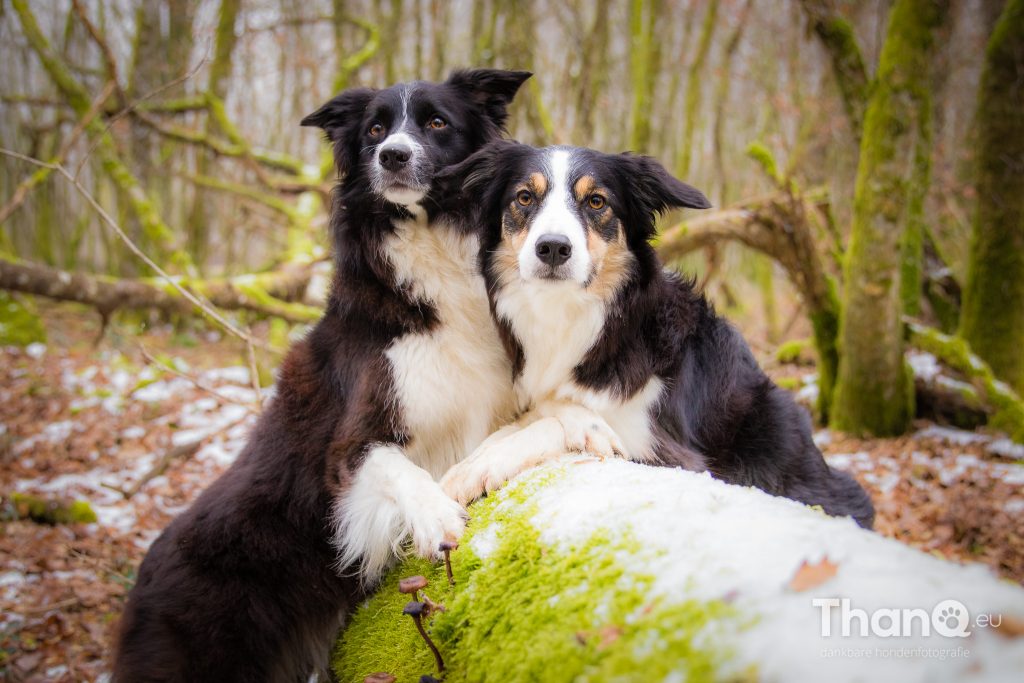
[1,305,1023,682]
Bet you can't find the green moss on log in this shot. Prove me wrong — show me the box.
[909,322,1024,443]
[334,474,742,682]
[3,493,97,525]
[0,292,46,346]
[958,0,1024,396]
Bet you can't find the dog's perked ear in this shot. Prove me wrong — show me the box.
[435,140,530,220]
[446,69,532,133]
[300,87,376,175]
[613,153,711,242]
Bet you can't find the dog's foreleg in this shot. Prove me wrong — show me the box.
[332,444,467,585]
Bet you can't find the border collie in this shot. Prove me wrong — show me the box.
[438,142,874,529]
[112,69,530,682]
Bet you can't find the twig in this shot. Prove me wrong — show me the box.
[0,149,267,350]
[246,337,264,407]
[20,596,81,616]
[138,344,261,414]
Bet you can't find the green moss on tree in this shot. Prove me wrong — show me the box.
[958,0,1024,396]
[334,474,742,682]
[832,0,948,437]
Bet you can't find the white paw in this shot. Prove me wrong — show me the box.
[441,417,564,506]
[405,486,467,560]
[551,405,626,460]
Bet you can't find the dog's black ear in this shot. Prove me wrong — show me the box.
[446,69,532,132]
[301,88,376,174]
[614,153,711,241]
[436,140,526,217]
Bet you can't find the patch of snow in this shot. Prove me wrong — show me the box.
[813,430,832,448]
[988,439,1024,461]
[200,366,250,386]
[131,378,192,402]
[915,425,990,446]
[25,342,46,359]
[14,419,77,454]
[120,425,146,440]
[1005,500,1024,515]
[907,351,941,382]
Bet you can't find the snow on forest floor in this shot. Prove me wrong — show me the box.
[1,319,1023,681]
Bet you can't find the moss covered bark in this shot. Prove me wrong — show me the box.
[333,471,738,682]
[799,0,869,137]
[958,0,1024,396]
[675,0,720,177]
[832,0,948,437]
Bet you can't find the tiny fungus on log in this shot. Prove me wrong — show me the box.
[439,540,458,585]
[403,600,444,673]
[398,575,429,601]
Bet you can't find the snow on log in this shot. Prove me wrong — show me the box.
[333,457,1024,683]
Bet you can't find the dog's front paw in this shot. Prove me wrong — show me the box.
[441,417,565,506]
[406,486,467,560]
[439,457,492,508]
[550,404,626,460]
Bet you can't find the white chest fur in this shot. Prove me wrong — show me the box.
[384,218,516,479]
[497,279,664,461]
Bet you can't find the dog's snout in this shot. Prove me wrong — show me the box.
[379,144,412,171]
[535,234,572,267]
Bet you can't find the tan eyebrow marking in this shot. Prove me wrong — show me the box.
[529,172,547,196]
[574,175,596,199]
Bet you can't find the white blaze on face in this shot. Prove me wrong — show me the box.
[519,149,593,284]
[376,85,427,207]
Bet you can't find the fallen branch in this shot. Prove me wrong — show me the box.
[0,256,321,324]
[907,322,1024,442]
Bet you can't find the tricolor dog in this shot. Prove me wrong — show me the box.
[439,142,875,530]
[113,70,532,683]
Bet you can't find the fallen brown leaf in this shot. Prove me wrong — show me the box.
[788,557,839,592]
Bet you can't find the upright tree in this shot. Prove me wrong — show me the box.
[832,0,949,436]
[958,0,1024,395]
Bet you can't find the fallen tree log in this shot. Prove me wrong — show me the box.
[0,256,322,324]
[334,458,1024,682]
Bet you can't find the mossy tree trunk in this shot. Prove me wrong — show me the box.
[958,0,1024,396]
[675,0,720,178]
[11,0,195,275]
[831,0,949,437]
[187,0,240,269]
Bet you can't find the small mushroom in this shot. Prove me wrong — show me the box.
[403,600,445,673]
[439,540,458,585]
[399,575,429,601]
[364,674,396,683]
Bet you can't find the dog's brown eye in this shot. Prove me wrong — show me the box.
[516,190,533,207]
[588,194,606,210]
[428,116,447,130]
[368,123,384,137]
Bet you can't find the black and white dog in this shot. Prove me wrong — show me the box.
[439,142,874,529]
[113,69,531,682]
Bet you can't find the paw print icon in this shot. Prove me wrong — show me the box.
[932,599,971,637]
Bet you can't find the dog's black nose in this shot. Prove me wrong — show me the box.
[535,234,572,267]
[379,144,412,171]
